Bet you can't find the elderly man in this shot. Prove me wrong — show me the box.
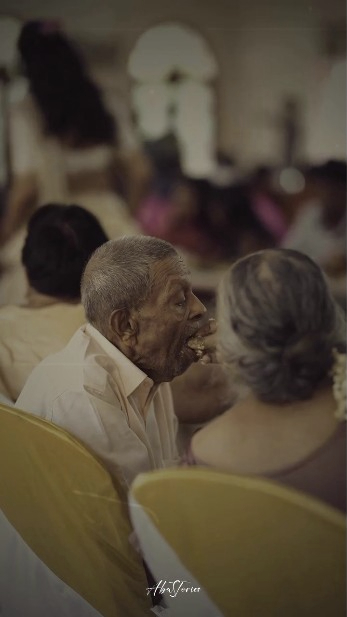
[16,236,214,486]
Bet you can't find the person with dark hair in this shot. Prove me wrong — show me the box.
[0,20,141,305]
[186,248,346,512]
[17,20,117,148]
[0,203,108,401]
[22,203,108,299]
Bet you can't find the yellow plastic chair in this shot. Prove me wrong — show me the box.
[0,403,152,617]
[129,467,346,617]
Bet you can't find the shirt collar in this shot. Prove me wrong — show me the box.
[85,323,153,397]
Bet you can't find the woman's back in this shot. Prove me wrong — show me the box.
[189,387,346,511]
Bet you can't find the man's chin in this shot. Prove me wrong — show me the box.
[145,347,197,383]
[169,347,197,380]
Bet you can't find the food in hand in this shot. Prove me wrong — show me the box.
[187,336,206,359]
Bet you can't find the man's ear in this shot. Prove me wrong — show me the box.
[109,308,138,344]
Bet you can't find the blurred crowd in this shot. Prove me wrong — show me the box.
[0,21,345,305]
[0,19,345,616]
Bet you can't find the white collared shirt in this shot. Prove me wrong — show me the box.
[16,324,179,487]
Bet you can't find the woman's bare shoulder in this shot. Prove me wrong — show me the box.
[191,406,241,466]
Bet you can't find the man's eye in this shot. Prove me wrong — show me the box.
[175,297,186,307]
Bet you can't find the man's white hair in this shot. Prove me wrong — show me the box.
[81,235,180,336]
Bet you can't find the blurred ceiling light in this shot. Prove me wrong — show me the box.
[128,23,218,82]
[279,167,306,194]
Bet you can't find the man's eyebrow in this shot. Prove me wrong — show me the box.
[167,276,190,288]
[165,279,190,297]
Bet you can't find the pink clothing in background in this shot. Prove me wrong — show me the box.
[251,193,288,243]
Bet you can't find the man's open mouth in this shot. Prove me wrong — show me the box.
[183,333,205,359]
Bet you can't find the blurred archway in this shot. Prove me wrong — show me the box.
[128,22,218,178]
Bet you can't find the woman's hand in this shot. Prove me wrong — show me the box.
[187,318,218,364]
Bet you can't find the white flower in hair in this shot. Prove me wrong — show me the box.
[331,349,346,421]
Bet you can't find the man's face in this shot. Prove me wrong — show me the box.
[130,256,206,383]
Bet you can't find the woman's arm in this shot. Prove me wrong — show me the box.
[171,362,234,425]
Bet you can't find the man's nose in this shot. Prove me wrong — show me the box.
[189,293,207,321]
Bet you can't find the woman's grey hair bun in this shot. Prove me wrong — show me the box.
[217,249,346,404]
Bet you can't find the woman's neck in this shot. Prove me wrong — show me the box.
[231,386,336,423]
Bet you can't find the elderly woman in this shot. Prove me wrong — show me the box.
[187,248,346,512]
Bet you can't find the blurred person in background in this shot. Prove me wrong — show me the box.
[197,179,279,260]
[136,135,277,262]
[0,20,146,305]
[0,203,107,402]
[282,160,346,272]
[247,166,288,244]
[282,159,346,310]
[134,134,219,259]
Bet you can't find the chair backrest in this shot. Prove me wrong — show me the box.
[0,403,151,617]
[129,467,346,617]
